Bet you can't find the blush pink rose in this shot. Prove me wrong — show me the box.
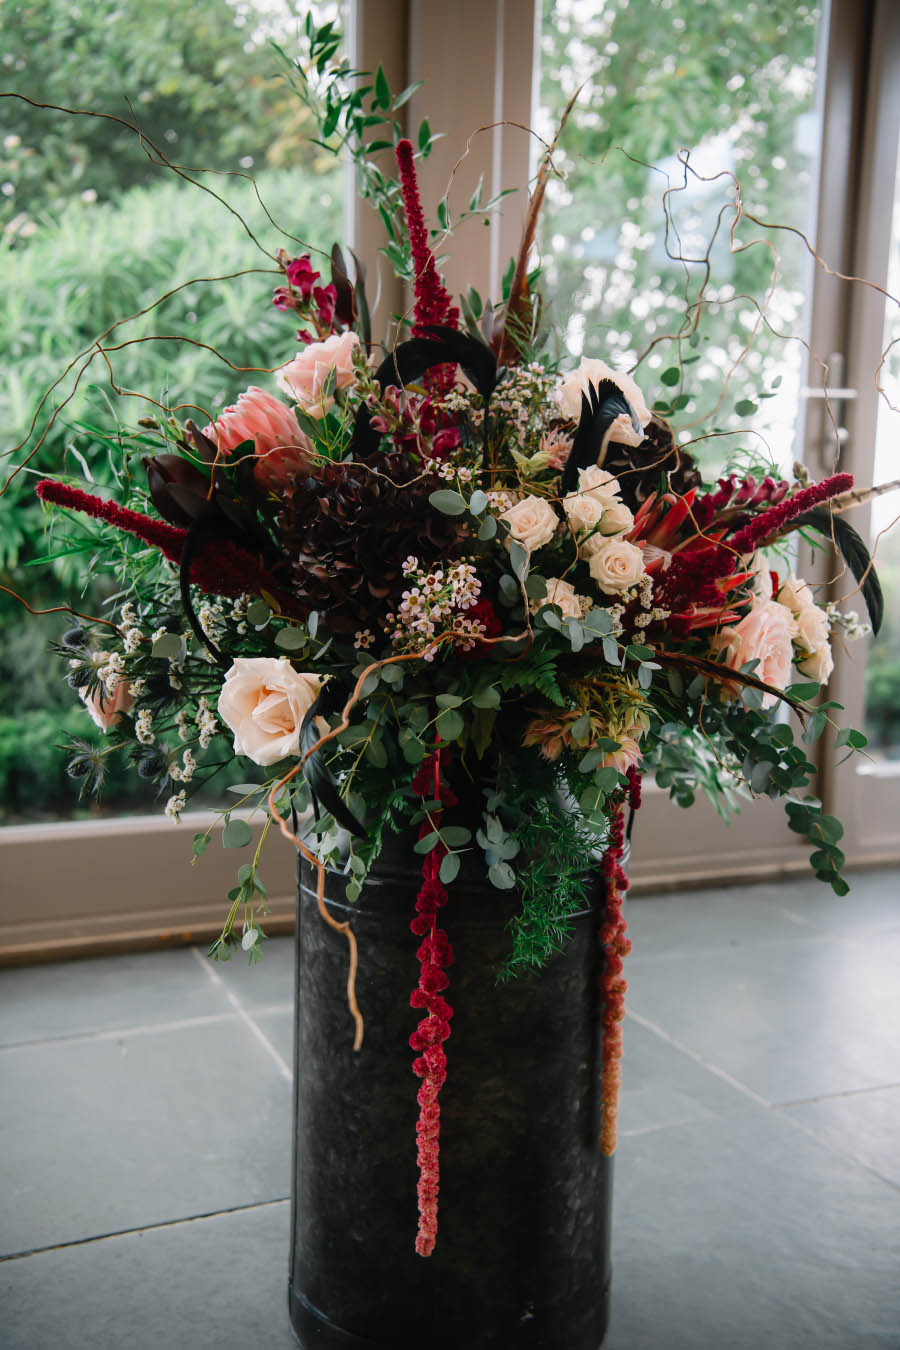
[79,679,134,732]
[217,657,323,767]
[202,387,312,491]
[713,599,794,709]
[277,331,361,418]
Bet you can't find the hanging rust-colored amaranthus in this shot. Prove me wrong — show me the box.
[408,748,458,1257]
[599,798,633,1156]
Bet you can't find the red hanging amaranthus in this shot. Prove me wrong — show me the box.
[408,747,458,1257]
[35,479,282,599]
[598,796,634,1156]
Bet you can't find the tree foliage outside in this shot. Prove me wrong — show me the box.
[537,0,821,477]
[0,0,342,238]
[1,1,344,819]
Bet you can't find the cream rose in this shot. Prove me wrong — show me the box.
[556,358,652,431]
[79,679,134,732]
[500,494,559,553]
[794,602,830,655]
[563,491,604,535]
[217,657,323,766]
[587,538,646,595]
[277,331,360,418]
[540,577,585,621]
[577,465,624,504]
[797,640,834,684]
[712,600,794,709]
[776,574,814,614]
[598,501,634,537]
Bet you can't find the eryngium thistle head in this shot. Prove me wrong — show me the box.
[276,450,471,634]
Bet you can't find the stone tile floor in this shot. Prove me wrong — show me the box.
[1,869,898,1349]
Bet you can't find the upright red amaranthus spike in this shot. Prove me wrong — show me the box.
[394,139,459,396]
[35,479,282,600]
[408,748,458,1257]
[599,801,633,1156]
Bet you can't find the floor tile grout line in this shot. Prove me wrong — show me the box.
[0,1197,291,1264]
[775,1110,900,1196]
[773,1080,900,1108]
[0,1010,243,1055]
[626,1008,772,1107]
[190,946,292,1082]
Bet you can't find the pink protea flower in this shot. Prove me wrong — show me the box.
[202,387,312,490]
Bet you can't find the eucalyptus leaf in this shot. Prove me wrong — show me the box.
[477,514,498,540]
[439,852,461,884]
[223,818,253,849]
[275,626,307,651]
[428,489,467,516]
[488,861,516,890]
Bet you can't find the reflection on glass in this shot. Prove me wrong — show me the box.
[863,137,900,761]
[536,0,821,478]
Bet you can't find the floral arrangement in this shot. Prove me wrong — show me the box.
[17,30,886,1258]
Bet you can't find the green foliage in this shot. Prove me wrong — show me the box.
[1,0,332,237]
[0,706,157,821]
[498,791,601,981]
[538,0,820,475]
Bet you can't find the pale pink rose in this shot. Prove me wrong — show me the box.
[556,358,652,429]
[563,491,605,534]
[203,386,312,491]
[599,501,634,537]
[79,679,134,732]
[794,602,830,655]
[587,538,646,595]
[797,640,834,685]
[277,331,360,418]
[500,494,559,552]
[713,600,794,709]
[217,657,323,766]
[577,465,624,504]
[776,574,815,614]
[540,577,585,620]
[601,734,643,775]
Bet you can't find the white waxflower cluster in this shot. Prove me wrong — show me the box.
[97,651,126,692]
[196,696,218,749]
[169,749,196,783]
[354,628,375,650]
[198,601,225,638]
[120,602,138,628]
[165,792,186,820]
[135,710,155,745]
[175,710,192,742]
[825,602,870,641]
[386,559,482,653]
[631,574,670,629]
[122,627,143,656]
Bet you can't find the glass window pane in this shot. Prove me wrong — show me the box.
[1,2,344,822]
[536,0,822,479]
